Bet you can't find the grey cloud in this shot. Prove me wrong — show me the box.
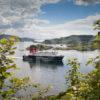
[2,14,99,40]
[0,0,60,30]
[0,18,49,30]
[0,22,25,29]
[74,0,100,5]
[0,25,11,29]
[0,0,61,17]
[11,22,25,29]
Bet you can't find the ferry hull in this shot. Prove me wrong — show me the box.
[23,55,64,64]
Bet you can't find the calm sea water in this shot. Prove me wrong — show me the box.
[13,42,100,96]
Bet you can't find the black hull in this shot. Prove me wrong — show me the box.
[23,55,64,64]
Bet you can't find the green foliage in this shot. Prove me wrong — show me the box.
[48,56,100,100]
[0,38,17,88]
[85,56,100,100]
[66,58,81,86]
[31,85,52,100]
[91,20,100,50]
[0,37,31,99]
[94,19,100,30]
[56,56,100,100]
[0,37,51,99]
[53,19,100,100]
[0,37,16,99]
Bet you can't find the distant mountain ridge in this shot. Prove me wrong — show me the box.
[0,34,35,42]
[43,35,95,44]
[0,34,95,44]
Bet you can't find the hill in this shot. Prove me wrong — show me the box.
[43,35,94,45]
[0,34,35,42]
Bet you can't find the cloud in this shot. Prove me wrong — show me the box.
[0,0,99,41]
[4,14,99,41]
[24,19,50,26]
[0,0,61,17]
[0,0,60,30]
[0,17,50,30]
[74,0,100,5]
[0,0,58,35]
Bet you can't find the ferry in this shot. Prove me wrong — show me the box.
[23,47,64,64]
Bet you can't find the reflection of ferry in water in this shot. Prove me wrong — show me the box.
[23,47,64,64]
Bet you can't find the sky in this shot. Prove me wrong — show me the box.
[0,0,100,41]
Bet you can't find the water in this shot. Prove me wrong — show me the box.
[13,42,100,96]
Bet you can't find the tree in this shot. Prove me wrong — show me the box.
[48,20,100,100]
[0,37,30,99]
[94,19,100,31]
[0,37,51,100]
